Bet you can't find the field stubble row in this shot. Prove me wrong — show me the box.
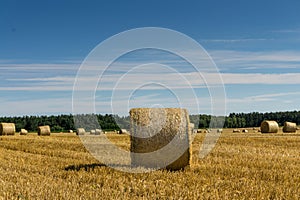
[0,129,299,199]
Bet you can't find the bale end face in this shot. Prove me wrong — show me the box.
[130,108,191,171]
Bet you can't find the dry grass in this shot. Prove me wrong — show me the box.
[0,129,299,199]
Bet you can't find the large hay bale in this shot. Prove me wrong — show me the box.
[20,129,28,135]
[38,125,51,136]
[0,123,15,135]
[76,128,86,135]
[242,129,248,133]
[283,122,297,133]
[130,108,191,170]
[260,120,279,133]
[233,129,240,133]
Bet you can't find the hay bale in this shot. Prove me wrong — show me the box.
[95,129,102,135]
[197,129,202,133]
[90,130,96,135]
[0,123,16,135]
[189,123,195,131]
[119,129,128,134]
[233,129,240,133]
[242,129,248,133]
[260,120,279,133]
[217,129,223,133]
[69,130,73,133]
[38,125,51,136]
[130,108,191,170]
[76,128,86,135]
[20,129,28,135]
[283,122,297,133]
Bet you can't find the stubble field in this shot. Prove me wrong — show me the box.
[0,129,299,199]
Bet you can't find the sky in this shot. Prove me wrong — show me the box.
[1,0,300,116]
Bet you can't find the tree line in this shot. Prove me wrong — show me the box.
[0,110,299,132]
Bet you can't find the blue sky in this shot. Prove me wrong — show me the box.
[1,0,300,116]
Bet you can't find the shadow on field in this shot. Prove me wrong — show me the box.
[64,163,107,171]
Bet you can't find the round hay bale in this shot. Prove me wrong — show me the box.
[69,130,73,133]
[38,125,51,136]
[197,129,202,133]
[217,129,223,133]
[130,108,191,170]
[0,123,16,135]
[76,128,86,135]
[283,122,297,133]
[242,129,248,133]
[20,128,28,135]
[90,130,96,135]
[189,123,195,132]
[119,129,128,134]
[95,129,102,135]
[233,129,240,133]
[260,120,279,133]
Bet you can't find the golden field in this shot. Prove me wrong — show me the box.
[0,129,299,199]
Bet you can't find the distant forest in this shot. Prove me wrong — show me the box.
[0,111,299,132]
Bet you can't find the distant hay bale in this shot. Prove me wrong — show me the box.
[217,129,223,133]
[20,129,28,135]
[119,129,128,134]
[69,130,73,133]
[130,108,191,170]
[76,128,86,135]
[189,123,195,133]
[233,129,240,133]
[95,129,102,135]
[197,129,202,133]
[260,120,279,133]
[90,130,96,135]
[0,123,16,135]
[283,122,297,133]
[258,128,261,132]
[242,129,248,133]
[38,125,51,136]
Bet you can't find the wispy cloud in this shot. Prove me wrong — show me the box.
[229,92,300,103]
[271,28,300,33]
[201,38,270,43]
[2,71,300,92]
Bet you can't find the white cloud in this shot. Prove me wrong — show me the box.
[201,38,269,43]
[2,71,300,92]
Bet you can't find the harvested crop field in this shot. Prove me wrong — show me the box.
[0,129,299,199]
